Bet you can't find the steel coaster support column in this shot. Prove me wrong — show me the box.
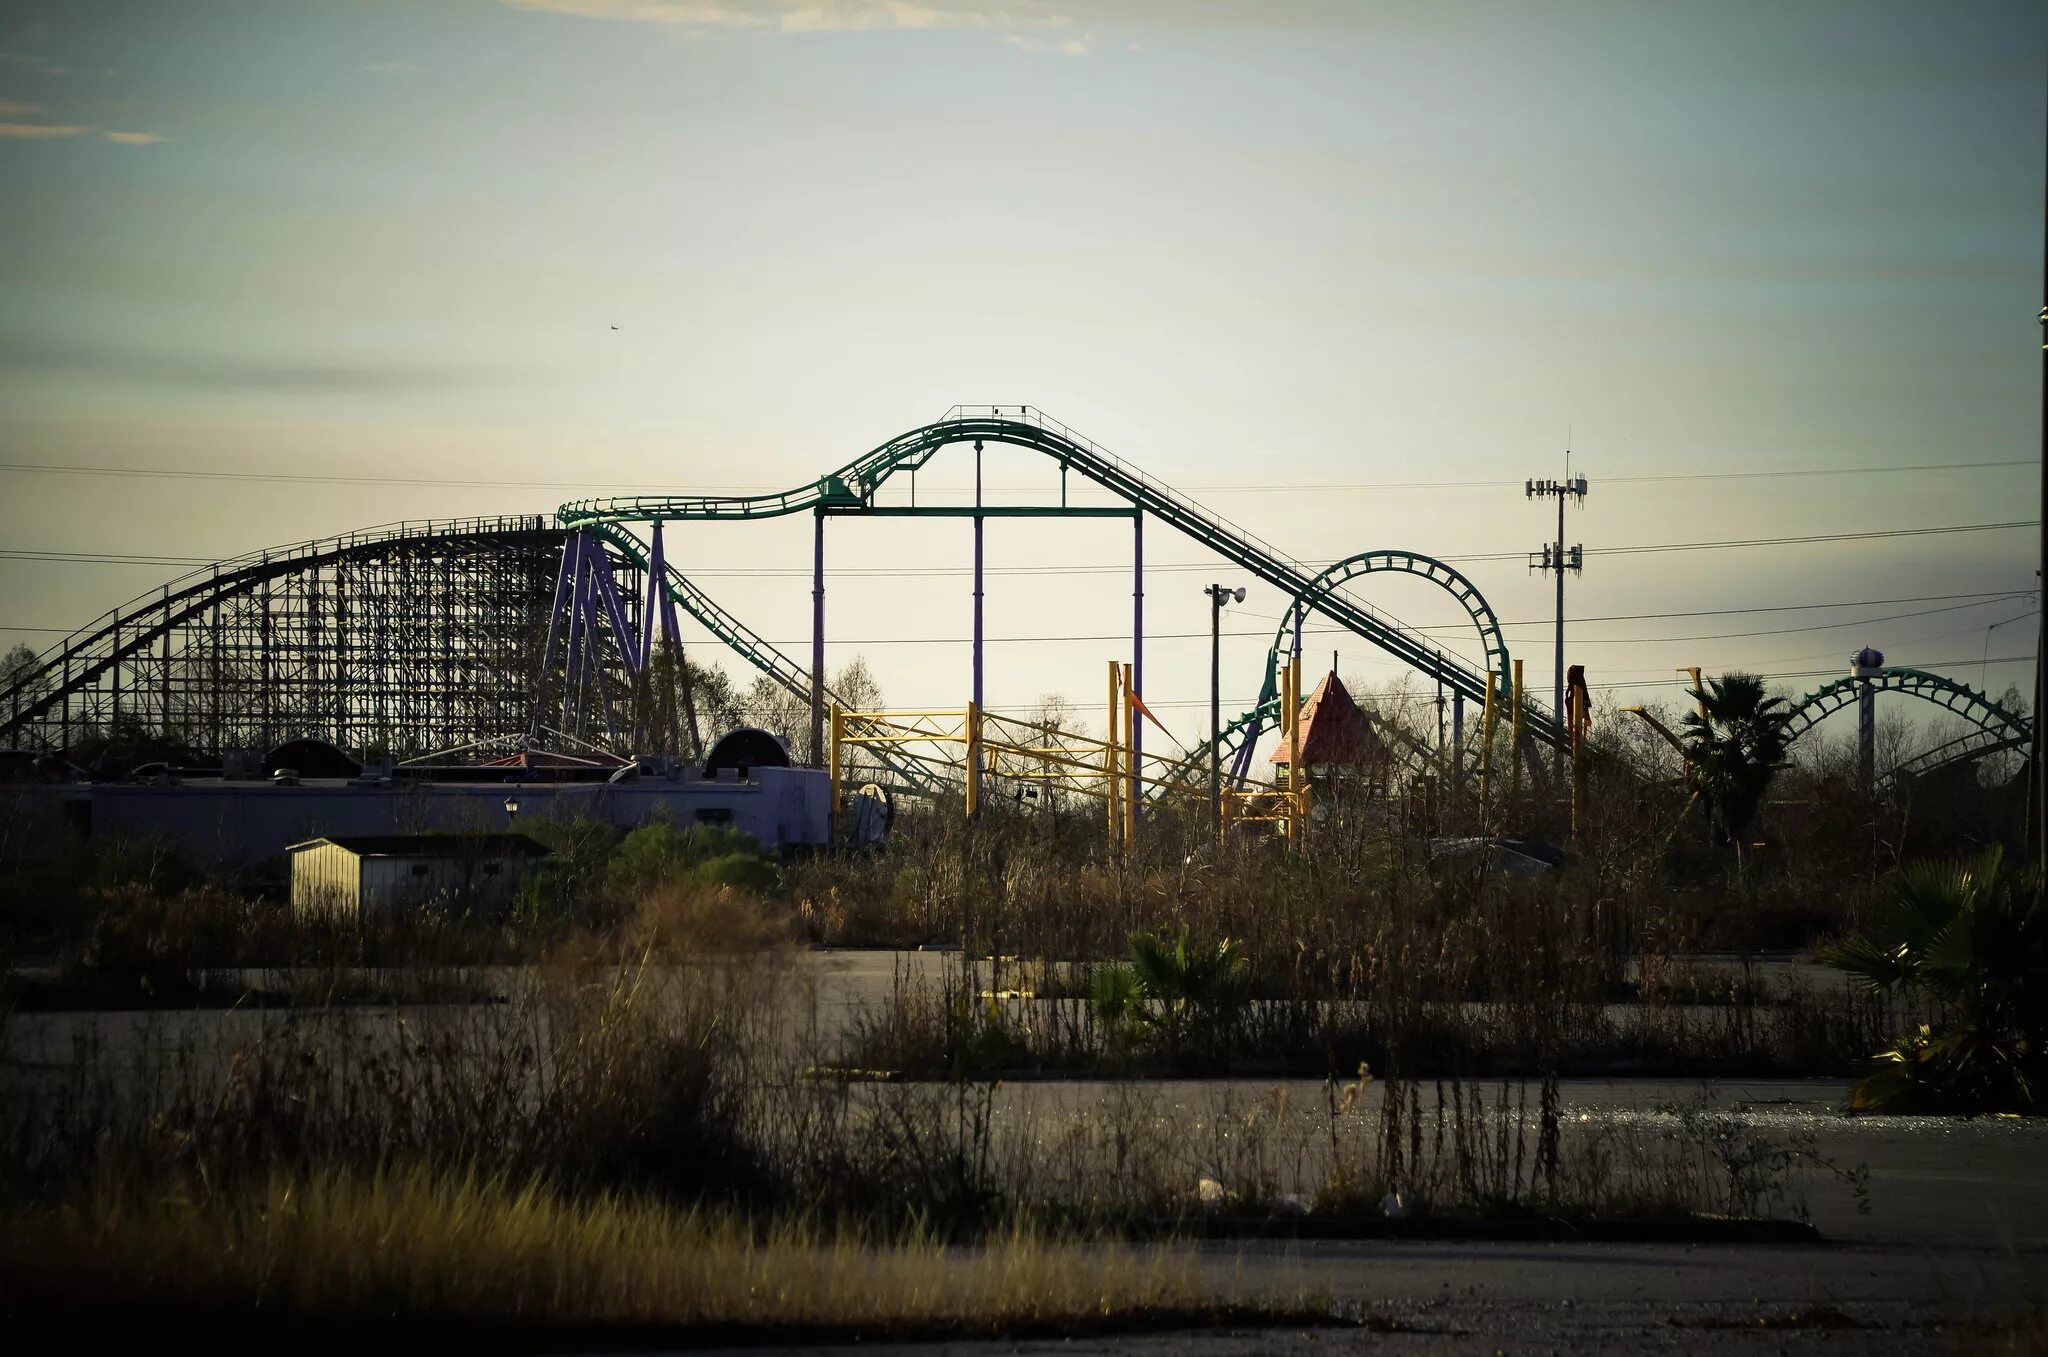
[559,530,589,735]
[580,556,620,747]
[828,702,843,836]
[972,439,985,715]
[810,508,825,767]
[1452,692,1465,802]
[1509,658,1526,809]
[1131,510,1143,823]
[587,537,643,676]
[1858,678,1876,799]
[1478,672,1497,821]
[109,610,121,730]
[640,521,661,667]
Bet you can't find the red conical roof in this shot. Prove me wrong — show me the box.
[1270,670,1388,766]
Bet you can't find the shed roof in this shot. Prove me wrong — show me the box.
[285,833,552,859]
[1269,670,1388,767]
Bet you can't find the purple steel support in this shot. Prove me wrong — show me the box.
[1131,511,1142,818]
[972,439,985,714]
[640,521,662,666]
[580,558,620,747]
[561,531,590,734]
[809,508,825,766]
[1229,714,1260,787]
[647,521,701,759]
[1452,692,1465,794]
[587,537,642,674]
[552,532,585,736]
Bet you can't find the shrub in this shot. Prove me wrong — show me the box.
[1822,846,2047,1114]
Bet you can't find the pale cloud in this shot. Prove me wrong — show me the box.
[0,97,40,115]
[0,53,67,76]
[104,130,165,145]
[365,61,418,74]
[1003,30,1091,55]
[0,120,87,139]
[499,0,1071,34]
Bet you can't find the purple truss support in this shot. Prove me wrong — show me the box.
[587,536,641,675]
[640,521,661,666]
[580,555,619,746]
[558,530,589,734]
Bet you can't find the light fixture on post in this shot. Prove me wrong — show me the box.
[1204,583,1247,837]
[503,795,520,827]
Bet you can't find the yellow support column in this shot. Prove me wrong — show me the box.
[1106,659,1122,849]
[1121,662,1137,847]
[1477,671,1497,821]
[965,701,982,821]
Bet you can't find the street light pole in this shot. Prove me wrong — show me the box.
[1205,583,1245,836]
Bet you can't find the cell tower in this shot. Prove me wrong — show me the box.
[1527,462,1589,779]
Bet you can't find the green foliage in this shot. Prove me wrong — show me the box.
[1821,846,2048,1113]
[510,816,624,929]
[1088,926,1250,1061]
[1679,672,1790,856]
[686,852,779,896]
[607,822,769,900]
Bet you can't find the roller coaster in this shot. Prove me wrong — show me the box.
[0,406,2027,793]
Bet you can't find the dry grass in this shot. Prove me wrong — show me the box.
[0,1162,1215,1331]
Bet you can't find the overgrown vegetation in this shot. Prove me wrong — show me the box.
[1823,847,2047,1114]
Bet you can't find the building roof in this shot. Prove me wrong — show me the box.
[286,833,553,859]
[1270,670,1389,767]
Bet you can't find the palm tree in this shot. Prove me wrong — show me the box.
[1821,847,2047,1113]
[1090,926,1251,1061]
[1678,673,1790,865]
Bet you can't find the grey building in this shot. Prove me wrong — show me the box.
[289,833,552,919]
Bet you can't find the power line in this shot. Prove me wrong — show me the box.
[1,521,2034,576]
[2,589,2033,644]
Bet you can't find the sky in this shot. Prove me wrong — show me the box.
[0,0,2042,758]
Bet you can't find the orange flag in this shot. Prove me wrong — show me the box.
[1123,677,1174,739]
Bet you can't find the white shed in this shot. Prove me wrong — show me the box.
[288,833,551,920]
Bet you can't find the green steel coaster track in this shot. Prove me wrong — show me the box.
[1782,667,2030,780]
[561,406,1562,752]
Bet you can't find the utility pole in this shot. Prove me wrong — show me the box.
[1204,583,1245,837]
[1527,462,1589,780]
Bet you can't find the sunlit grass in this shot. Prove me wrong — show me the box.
[3,1163,1221,1330]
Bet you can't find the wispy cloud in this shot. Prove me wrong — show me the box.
[1004,30,1090,55]
[364,61,418,74]
[0,97,39,115]
[499,1,1067,35]
[0,120,86,139]
[0,52,67,76]
[0,336,515,395]
[104,130,164,145]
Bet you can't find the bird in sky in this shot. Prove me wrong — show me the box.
[610,324,619,330]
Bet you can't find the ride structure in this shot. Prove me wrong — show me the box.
[3,405,2022,807]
